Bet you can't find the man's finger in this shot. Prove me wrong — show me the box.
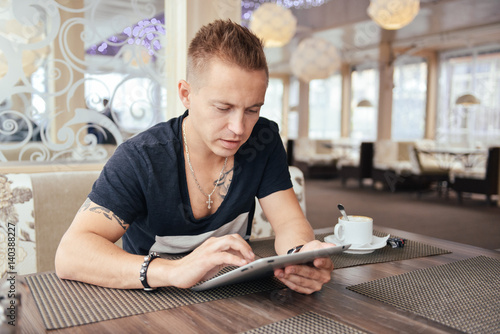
[203,234,255,261]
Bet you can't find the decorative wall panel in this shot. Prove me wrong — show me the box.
[0,0,167,163]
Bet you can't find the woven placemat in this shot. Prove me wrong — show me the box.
[251,230,451,269]
[25,271,284,330]
[240,311,367,334]
[347,256,500,334]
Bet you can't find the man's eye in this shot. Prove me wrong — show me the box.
[217,107,230,111]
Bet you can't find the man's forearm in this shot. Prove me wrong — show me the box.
[273,218,315,255]
[55,231,169,289]
[55,231,254,290]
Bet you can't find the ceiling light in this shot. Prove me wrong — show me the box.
[250,3,297,48]
[456,94,480,106]
[290,37,341,83]
[367,0,420,30]
[357,99,373,107]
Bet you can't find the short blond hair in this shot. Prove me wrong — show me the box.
[187,20,268,86]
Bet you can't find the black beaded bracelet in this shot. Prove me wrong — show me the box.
[139,251,160,291]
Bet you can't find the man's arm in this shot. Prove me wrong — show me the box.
[55,198,254,289]
[258,188,334,294]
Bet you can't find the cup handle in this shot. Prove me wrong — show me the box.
[334,223,344,242]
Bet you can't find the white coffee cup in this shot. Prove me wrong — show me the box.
[334,215,373,246]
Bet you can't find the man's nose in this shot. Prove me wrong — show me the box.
[228,111,245,136]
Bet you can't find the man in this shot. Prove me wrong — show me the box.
[55,20,334,295]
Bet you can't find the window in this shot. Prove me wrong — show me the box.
[392,58,427,140]
[287,77,300,139]
[260,77,285,135]
[351,67,379,141]
[308,74,342,139]
[438,47,500,147]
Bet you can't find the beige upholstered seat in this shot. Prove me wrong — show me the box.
[373,140,415,175]
[251,166,306,240]
[0,171,101,276]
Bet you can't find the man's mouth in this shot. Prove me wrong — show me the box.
[220,139,241,150]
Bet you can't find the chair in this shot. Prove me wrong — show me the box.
[251,166,306,239]
[289,138,338,179]
[0,170,102,277]
[410,145,451,197]
[450,147,499,205]
[339,142,374,188]
[371,140,416,192]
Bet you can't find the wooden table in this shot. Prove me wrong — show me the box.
[17,226,500,333]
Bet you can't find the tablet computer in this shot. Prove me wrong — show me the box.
[191,244,350,291]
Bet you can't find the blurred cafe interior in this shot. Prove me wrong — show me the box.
[1,0,499,276]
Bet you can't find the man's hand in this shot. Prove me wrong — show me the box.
[273,240,334,294]
[163,234,255,289]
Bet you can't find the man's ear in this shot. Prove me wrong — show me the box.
[178,80,191,109]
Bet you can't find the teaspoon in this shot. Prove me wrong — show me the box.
[337,204,349,221]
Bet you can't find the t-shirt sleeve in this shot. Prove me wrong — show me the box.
[255,121,292,199]
[88,142,148,225]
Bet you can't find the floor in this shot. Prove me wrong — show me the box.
[304,178,500,250]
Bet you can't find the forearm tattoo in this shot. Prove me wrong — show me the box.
[79,198,129,230]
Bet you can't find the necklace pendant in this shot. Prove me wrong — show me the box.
[183,120,227,212]
[206,194,213,209]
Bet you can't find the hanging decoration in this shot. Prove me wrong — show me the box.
[367,0,420,30]
[250,3,297,47]
[290,37,340,83]
[241,0,332,25]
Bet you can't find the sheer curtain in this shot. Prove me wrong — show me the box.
[351,67,379,141]
[308,74,342,139]
[260,77,285,135]
[392,57,427,141]
[437,46,500,147]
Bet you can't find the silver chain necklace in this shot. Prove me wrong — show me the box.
[183,120,228,209]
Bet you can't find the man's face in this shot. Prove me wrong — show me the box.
[181,59,268,157]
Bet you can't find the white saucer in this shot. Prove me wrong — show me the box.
[324,234,390,254]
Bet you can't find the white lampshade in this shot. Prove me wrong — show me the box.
[367,0,420,30]
[357,99,373,107]
[250,3,297,48]
[290,37,340,83]
[456,94,480,106]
